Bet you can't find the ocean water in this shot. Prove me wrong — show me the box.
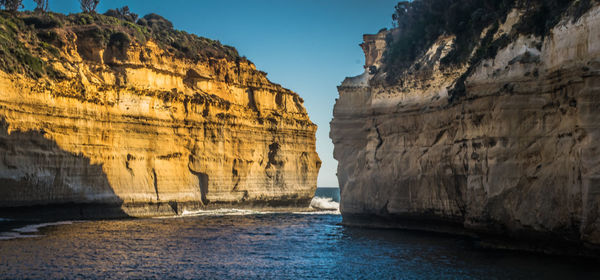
[0,189,599,279]
[314,187,340,202]
[310,187,340,211]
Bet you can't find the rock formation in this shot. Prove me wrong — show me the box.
[0,12,320,217]
[331,1,600,254]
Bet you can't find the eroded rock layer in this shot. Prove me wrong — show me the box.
[331,5,600,252]
[0,14,320,217]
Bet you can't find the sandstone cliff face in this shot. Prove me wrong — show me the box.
[0,13,320,216]
[331,4,600,251]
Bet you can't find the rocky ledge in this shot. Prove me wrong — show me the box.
[0,11,320,218]
[331,1,600,255]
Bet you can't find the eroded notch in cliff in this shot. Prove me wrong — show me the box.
[375,126,384,149]
[152,168,159,201]
[275,93,284,109]
[188,155,209,205]
[125,153,135,174]
[293,96,305,113]
[266,142,284,168]
[232,159,241,191]
[246,88,259,112]
[183,69,209,89]
[432,129,447,146]
[374,126,384,160]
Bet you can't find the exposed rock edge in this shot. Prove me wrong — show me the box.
[331,4,600,256]
[0,12,321,218]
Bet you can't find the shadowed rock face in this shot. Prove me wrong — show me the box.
[0,14,320,217]
[0,120,119,207]
[331,5,600,253]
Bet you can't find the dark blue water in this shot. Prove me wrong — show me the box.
[314,187,340,202]
[1,189,599,279]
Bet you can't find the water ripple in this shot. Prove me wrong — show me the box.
[0,214,598,279]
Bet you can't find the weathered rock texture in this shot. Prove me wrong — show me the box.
[0,13,320,217]
[331,4,600,253]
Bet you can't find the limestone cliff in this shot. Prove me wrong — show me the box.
[331,1,600,254]
[0,11,320,217]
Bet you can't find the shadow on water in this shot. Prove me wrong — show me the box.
[0,213,599,279]
[0,119,127,221]
[335,225,600,279]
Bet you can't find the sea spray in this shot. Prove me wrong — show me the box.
[310,196,340,211]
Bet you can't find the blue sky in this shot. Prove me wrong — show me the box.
[22,0,398,187]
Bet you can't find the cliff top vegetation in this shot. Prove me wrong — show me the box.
[384,0,596,89]
[0,4,245,79]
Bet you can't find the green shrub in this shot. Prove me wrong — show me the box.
[40,41,60,56]
[13,48,45,77]
[513,0,572,37]
[108,31,130,49]
[0,8,246,80]
[570,0,593,22]
[75,13,93,25]
[37,29,60,43]
[23,14,62,29]
[385,0,514,83]
[138,13,172,31]
[385,0,595,102]
[104,6,138,22]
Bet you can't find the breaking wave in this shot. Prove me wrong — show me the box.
[310,196,340,211]
[178,208,268,217]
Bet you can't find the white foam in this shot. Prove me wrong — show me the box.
[310,196,340,211]
[0,218,11,222]
[0,232,41,240]
[13,221,75,233]
[154,197,342,219]
[0,221,83,241]
[292,210,341,215]
[180,208,268,217]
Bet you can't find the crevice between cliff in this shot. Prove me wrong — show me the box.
[188,155,209,205]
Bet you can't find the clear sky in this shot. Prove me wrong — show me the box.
[22,0,398,187]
